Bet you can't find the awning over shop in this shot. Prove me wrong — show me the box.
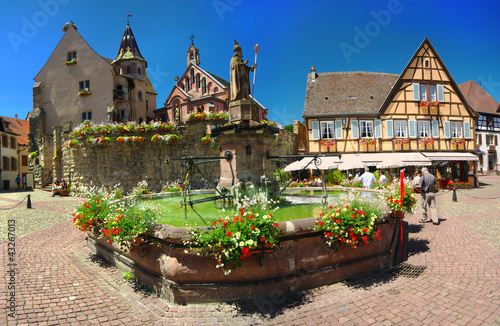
[283,152,432,171]
[422,152,479,161]
[283,156,342,171]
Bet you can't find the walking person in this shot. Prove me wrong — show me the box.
[16,175,20,189]
[418,167,439,225]
[359,167,376,189]
[22,175,27,189]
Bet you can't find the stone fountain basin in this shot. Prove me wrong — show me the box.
[87,213,400,304]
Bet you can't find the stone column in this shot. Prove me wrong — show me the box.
[53,126,63,181]
[216,126,277,193]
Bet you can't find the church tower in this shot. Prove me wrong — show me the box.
[112,21,147,81]
[187,42,200,67]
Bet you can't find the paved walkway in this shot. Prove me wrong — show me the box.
[1,178,499,326]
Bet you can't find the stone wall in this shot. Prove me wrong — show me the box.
[58,121,298,195]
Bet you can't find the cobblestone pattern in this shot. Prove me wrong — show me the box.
[1,177,499,325]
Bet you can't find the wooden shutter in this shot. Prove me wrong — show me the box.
[443,120,451,138]
[412,83,420,101]
[496,135,498,146]
[374,119,382,138]
[335,120,343,139]
[408,120,417,138]
[351,120,359,139]
[311,121,320,140]
[437,85,444,102]
[463,121,471,139]
[431,120,440,138]
[385,120,394,138]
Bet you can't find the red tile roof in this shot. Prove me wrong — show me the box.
[458,80,500,115]
[0,115,29,145]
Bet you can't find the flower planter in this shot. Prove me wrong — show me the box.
[87,214,400,304]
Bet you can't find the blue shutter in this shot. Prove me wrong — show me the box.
[413,83,420,101]
[351,120,359,139]
[431,120,440,138]
[437,85,444,102]
[408,120,417,138]
[311,121,320,140]
[463,121,471,139]
[335,120,343,139]
[443,120,451,138]
[374,119,382,138]
[385,120,394,138]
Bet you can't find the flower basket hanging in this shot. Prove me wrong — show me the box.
[201,135,217,148]
[151,134,178,145]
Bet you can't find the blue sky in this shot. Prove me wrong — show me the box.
[1,0,499,125]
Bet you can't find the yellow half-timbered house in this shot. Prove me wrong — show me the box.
[302,38,478,186]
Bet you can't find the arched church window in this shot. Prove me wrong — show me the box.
[202,78,207,94]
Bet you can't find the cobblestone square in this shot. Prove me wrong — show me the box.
[1,176,499,325]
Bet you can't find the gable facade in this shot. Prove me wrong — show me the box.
[302,38,478,184]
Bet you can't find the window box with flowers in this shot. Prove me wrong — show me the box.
[392,136,410,145]
[319,139,336,147]
[85,136,110,147]
[489,144,496,149]
[419,100,440,108]
[151,134,179,146]
[450,137,466,145]
[359,137,376,146]
[117,136,144,146]
[201,134,217,148]
[78,90,91,96]
[187,112,207,121]
[65,59,78,65]
[419,137,435,145]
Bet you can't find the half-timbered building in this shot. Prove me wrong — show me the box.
[302,38,478,186]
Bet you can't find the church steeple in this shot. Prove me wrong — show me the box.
[187,41,200,67]
[112,22,147,67]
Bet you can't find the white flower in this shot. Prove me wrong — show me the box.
[239,241,245,247]
[246,239,254,246]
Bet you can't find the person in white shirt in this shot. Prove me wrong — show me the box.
[359,167,376,189]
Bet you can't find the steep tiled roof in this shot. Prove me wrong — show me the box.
[0,115,29,145]
[303,71,398,117]
[458,80,500,115]
[112,22,147,65]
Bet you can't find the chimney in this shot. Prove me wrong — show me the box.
[15,114,18,120]
[311,66,316,82]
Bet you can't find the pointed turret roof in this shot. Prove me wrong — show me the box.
[112,22,147,66]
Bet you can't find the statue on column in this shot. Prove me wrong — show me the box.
[230,40,256,102]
